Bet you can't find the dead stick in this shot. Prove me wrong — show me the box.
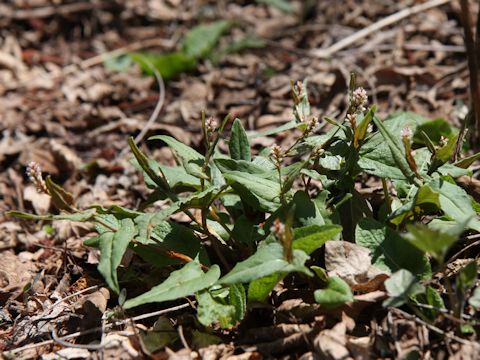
[310,0,452,58]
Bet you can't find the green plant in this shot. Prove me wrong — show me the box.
[10,75,480,331]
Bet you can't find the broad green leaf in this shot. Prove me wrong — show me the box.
[293,225,342,255]
[256,0,293,12]
[182,20,231,59]
[98,218,136,294]
[8,208,96,222]
[159,165,201,190]
[403,222,465,262]
[149,135,208,180]
[356,218,431,279]
[371,116,415,181]
[359,112,426,180]
[291,191,325,226]
[133,219,208,267]
[215,158,276,179]
[314,276,353,308]
[223,172,281,212]
[218,242,311,284]
[177,186,220,210]
[229,118,251,161]
[383,269,425,308]
[247,273,283,302]
[130,52,196,80]
[123,262,220,309]
[428,178,480,231]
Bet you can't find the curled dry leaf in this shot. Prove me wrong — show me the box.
[325,241,389,292]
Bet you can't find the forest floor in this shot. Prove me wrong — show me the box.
[0,0,478,359]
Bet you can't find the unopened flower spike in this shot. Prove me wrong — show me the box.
[304,116,319,136]
[26,161,49,195]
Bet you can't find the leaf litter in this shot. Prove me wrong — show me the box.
[0,0,479,359]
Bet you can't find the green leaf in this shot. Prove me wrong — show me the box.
[133,219,208,267]
[359,112,426,180]
[314,276,353,308]
[229,118,251,161]
[215,158,275,179]
[403,222,464,262]
[457,261,477,292]
[149,135,208,180]
[223,171,281,212]
[356,218,431,279]
[435,135,458,163]
[130,52,196,80]
[196,290,237,329]
[247,273,283,302]
[129,137,169,189]
[353,106,375,149]
[389,184,441,226]
[293,225,342,255]
[218,242,311,285]
[123,262,220,309]
[371,116,415,181]
[256,0,293,12]
[98,218,136,294]
[454,151,480,168]
[182,20,232,59]
[291,191,325,227]
[7,208,96,222]
[383,269,425,308]
[428,178,480,231]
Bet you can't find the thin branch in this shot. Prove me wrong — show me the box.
[310,0,453,58]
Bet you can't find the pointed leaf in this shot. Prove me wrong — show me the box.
[293,225,342,255]
[98,218,136,294]
[229,118,251,161]
[218,242,311,285]
[123,262,220,309]
[7,208,96,222]
[149,135,208,180]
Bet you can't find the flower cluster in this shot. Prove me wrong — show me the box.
[270,144,284,165]
[350,87,368,113]
[26,161,49,195]
[304,116,319,137]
